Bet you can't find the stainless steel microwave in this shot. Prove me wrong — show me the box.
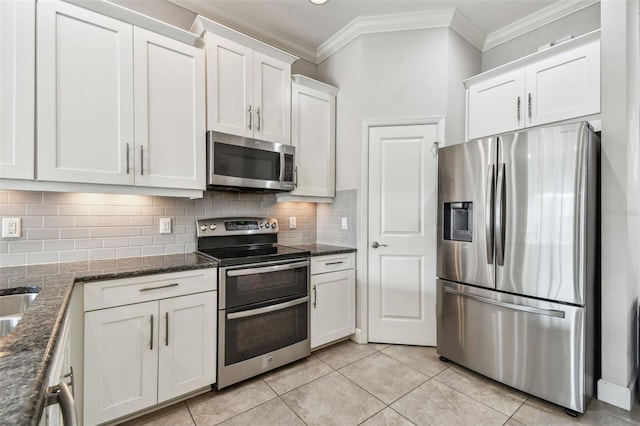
[207,132,295,192]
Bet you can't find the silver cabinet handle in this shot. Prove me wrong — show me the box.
[371,241,388,249]
[444,285,565,318]
[228,260,309,277]
[516,96,521,121]
[257,107,261,131]
[126,143,130,174]
[165,312,169,346]
[528,93,532,119]
[228,296,309,320]
[140,145,144,175]
[45,381,78,426]
[139,283,179,292]
[495,163,506,266]
[150,314,154,350]
[312,285,317,309]
[248,105,252,129]
[325,261,343,266]
[485,164,495,264]
[294,166,298,188]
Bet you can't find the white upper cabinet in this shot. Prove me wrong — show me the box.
[205,32,292,145]
[36,0,205,190]
[466,31,600,140]
[0,0,35,180]
[133,27,205,190]
[467,70,525,140]
[289,75,337,199]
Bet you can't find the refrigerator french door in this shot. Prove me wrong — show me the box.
[436,122,598,413]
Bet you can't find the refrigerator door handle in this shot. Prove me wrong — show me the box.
[495,163,506,266]
[443,286,565,318]
[485,165,495,264]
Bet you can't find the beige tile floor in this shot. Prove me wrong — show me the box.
[121,341,640,426]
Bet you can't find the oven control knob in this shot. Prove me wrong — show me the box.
[271,221,277,229]
[199,225,208,231]
[209,224,217,231]
[264,222,271,229]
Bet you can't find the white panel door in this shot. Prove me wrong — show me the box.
[253,51,291,144]
[526,40,600,127]
[37,0,134,185]
[310,269,355,349]
[368,124,438,345]
[133,27,205,190]
[0,0,34,180]
[158,292,217,402]
[84,301,158,425]
[291,82,335,197]
[467,69,525,140]
[206,33,253,138]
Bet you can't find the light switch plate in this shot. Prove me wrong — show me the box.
[159,218,172,234]
[341,217,348,230]
[2,218,21,238]
[289,217,297,229]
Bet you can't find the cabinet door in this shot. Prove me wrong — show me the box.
[157,292,217,402]
[311,269,355,349]
[37,0,134,185]
[253,52,291,144]
[467,69,525,140]
[526,40,600,127]
[0,0,34,180]
[84,302,158,425]
[206,33,253,139]
[291,82,335,197]
[133,27,205,190]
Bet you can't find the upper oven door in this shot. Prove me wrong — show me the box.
[207,132,295,191]
[220,259,309,309]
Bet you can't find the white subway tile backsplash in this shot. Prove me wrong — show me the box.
[0,190,319,267]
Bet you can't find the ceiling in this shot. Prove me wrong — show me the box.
[169,0,596,63]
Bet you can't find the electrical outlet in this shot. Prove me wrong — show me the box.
[159,218,172,234]
[2,218,21,238]
[341,217,348,230]
[289,217,297,229]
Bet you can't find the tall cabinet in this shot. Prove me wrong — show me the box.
[277,75,338,203]
[36,0,205,190]
[0,0,35,180]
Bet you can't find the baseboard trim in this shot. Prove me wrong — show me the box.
[351,328,366,344]
[597,378,637,410]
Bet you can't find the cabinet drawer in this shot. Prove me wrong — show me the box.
[311,253,355,275]
[84,268,217,311]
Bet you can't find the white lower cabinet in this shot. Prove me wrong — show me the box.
[310,253,356,349]
[83,269,216,425]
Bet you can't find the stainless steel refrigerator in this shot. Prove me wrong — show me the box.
[436,121,599,414]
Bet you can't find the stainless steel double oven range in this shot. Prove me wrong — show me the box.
[196,217,311,389]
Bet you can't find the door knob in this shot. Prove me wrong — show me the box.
[371,241,388,249]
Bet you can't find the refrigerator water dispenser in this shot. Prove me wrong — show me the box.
[444,202,473,242]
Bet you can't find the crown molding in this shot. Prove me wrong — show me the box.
[316,9,480,63]
[449,10,486,51]
[169,0,317,63]
[483,0,600,51]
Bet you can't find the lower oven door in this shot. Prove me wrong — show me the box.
[217,295,310,389]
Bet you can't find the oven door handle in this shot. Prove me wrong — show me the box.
[227,261,309,277]
[227,296,309,320]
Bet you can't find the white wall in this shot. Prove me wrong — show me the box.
[317,28,479,191]
[481,2,601,71]
[598,0,640,410]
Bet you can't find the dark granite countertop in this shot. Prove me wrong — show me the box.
[290,244,357,257]
[0,253,217,426]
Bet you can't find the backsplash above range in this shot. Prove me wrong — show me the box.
[0,190,320,267]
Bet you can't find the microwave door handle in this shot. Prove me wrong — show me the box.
[279,152,285,182]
